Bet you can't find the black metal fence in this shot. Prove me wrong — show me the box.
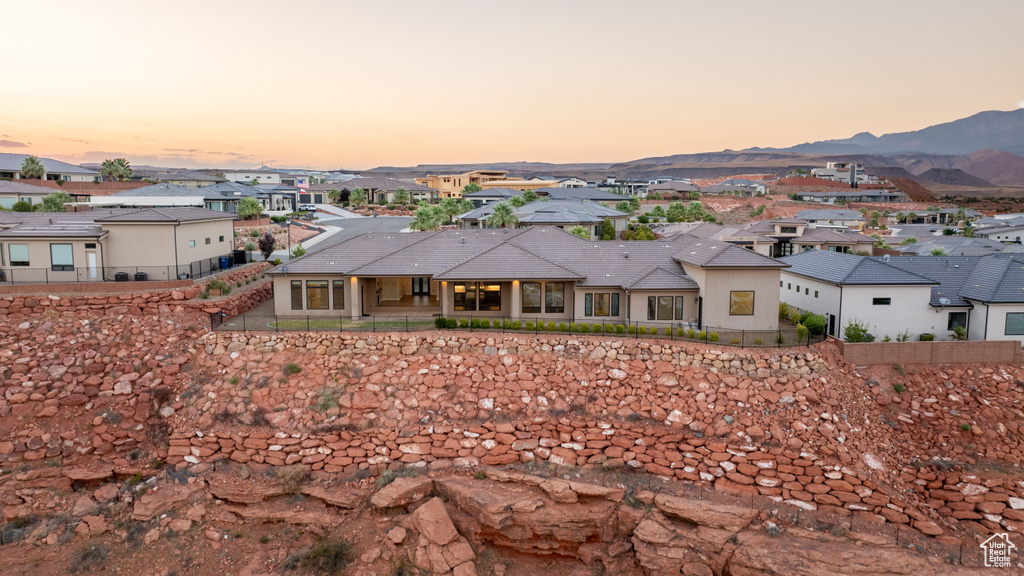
[213,313,824,348]
[0,251,250,285]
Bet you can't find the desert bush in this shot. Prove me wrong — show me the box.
[512,321,521,330]
[708,332,719,343]
[547,322,556,331]
[458,318,469,329]
[434,317,447,329]
[284,363,302,375]
[71,544,110,574]
[283,539,355,574]
[569,323,579,332]
[580,324,590,333]
[558,322,568,332]
[445,318,457,329]
[277,465,309,494]
[615,324,625,334]
[627,325,636,335]
[802,314,826,336]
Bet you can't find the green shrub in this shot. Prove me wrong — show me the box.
[677,328,686,337]
[284,363,302,375]
[244,241,257,251]
[698,331,707,340]
[615,324,625,334]
[570,323,579,333]
[434,317,447,329]
[249,229,260,237]
[470,318,480,329]
[776,333,785,345]
[959,422,972,431]
[844,319,874,342]
[686,328,696,339]
[547,322,556,331]
[446,318,457,329]
[795,323,809,342]
[581,324,590,333]
[525,321,535,331]
[638,326,647,335]
[920,333,935,341]
[789,308,802,324]
[503,319,513,329]
[730,338,740,345]
[272,258,282,265]
[893,383,905,393]
[512,321,521,330]
[779,303,790,320]
[754,338,763,345]
[627,325,636,335]
[479,319,491,328]
[708,332,719,343]
[802,314,826,336]
[558,322,568,332]
[458,318,469,328]
[593,324,603,333]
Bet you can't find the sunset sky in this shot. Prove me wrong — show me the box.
[1,0,1022,170]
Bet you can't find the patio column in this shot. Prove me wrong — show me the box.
[440,281,448,316]
[511,280,521,320]
[350,276,360,321]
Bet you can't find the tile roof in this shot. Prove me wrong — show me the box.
[532,187,630,201]
[156,170,227,182]
[780,250,936,285]
[306,177,435,192]
[790,228,873,245]
[463,188,521,199]
[269,226,786,288]
[0,180,60,194]
[795,209,866,221]
[0,222,106,238]
[673,240,787,268]
[0,153,98,175]
[957,254,1024,303]
[460,199,627,224]
[624,265,699,290]
[93,207,235,223]
[647,181,699,193]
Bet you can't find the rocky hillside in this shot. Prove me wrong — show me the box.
[0,295,1021,574]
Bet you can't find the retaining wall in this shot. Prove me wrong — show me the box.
[841,340,1024,365]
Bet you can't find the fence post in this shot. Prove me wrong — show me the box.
[742,330,745,347]
[405,316,408,333]
[242,314,246,331]
[306,316,310,331]
[635,320,639,339]
[372,316,376,332]
[275,315,279,333]
[778,330,782,348]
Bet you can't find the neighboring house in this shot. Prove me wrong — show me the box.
[810,162,877,185]
[92,183,263,213]
[780,250,1024,343]
[893,209,983,225]
[416,170,511,199]
[593,177,652,197]
[267,226,787,332]
[254,184,298,211]
[797,189,905,203]
[531,187,628,202]
[221,170,283,185]
[660,218,873,257]
[0,207,235,282]
[306,178,437,204]
[647,181,699,196]
[462,187,522,208]
[795,209,866,230]
[152,170,227,188]
[897,237,1024,257]
[0,180,64,209]
[480,179,562,192]
[701,179,770,196]
[975,222,1024,244]
[456,199,630,237]
[0,153,100,182]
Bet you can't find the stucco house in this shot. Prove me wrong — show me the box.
[456,199,630,237]
[780,250,1024,343]
[0,153,100,182]
[0,180,67,210]
[305,178,438,204]
[267,227,787,332]
[0,207,236,283]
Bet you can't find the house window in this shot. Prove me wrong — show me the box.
[50,244,74,271]
[947,312,967,331]
[480,284,501,310]
[1006,313,1024,335]
[9,243,29,266]
[815,290,819,298]
[189,240,196,248]
[545,283,564,313]
[306,280,328,309]
[729,291,754,315]
[585,292,618,317]
[290,280,303,310]
[780,226,797,234]
[872,298,891,305]
[453,282,476,311]
[796,285,800,292]
[787,283,791,290]
[205,238,211,245]
[332,280,345,310]
[647,296,676,321]
[805,288,809,295]
[85,243,96,249]
[219,235,225,242]
[522,282,541,313]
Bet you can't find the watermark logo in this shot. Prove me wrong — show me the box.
[981,533,1016,568]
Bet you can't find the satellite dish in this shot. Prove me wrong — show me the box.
[939,297,951,306]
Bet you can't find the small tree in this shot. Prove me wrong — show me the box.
[349,188,367,208]
[290,244,306,258]
[258,231,276,261]
[521,189,538,203]
[568,226,591,240]
[930,248,947,256]
[327,188,341,204]
[615,200,632,214]
[461,182,482,195]
[409,206,441,231]
[844,319,875,342]
[488,202,519,229]
[508,195,527,208]
[439,197,462,223]
[11,200,32,212]
[237,197,263,220]
[900,237,917,245]
[599,218,615,240]
[907,211,918,224]
[393,188,410,205]
[250,178,260,186]
[632,224,656,241]
[37,191,72,212]
[20,155,45,179]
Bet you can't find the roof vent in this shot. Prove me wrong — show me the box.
[883,254,890,262]
[460,237,465,244]
[624,252,629,259]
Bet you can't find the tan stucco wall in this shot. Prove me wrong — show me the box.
[274,275,349,317]
[101,219,232,273]
[572,287,627,324]
[0,237,104,281]
[690,267,781,331]
[627,290,700,326]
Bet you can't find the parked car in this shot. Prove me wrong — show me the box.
[298,204,317,211]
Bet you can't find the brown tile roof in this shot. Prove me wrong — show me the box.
[306,178,435,192]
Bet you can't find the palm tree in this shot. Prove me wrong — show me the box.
[100,158,132,182]
[20,156,45,179]
[521,189,538,203]
[439,198,461,223]
[488,202,519,229]
[349,188,367,208]
[327,188,341,204]
[393,188,411,206]
[409,206,440,231]
[568,226,591,240]
[508,195,527,208]
[461,182,482,195]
